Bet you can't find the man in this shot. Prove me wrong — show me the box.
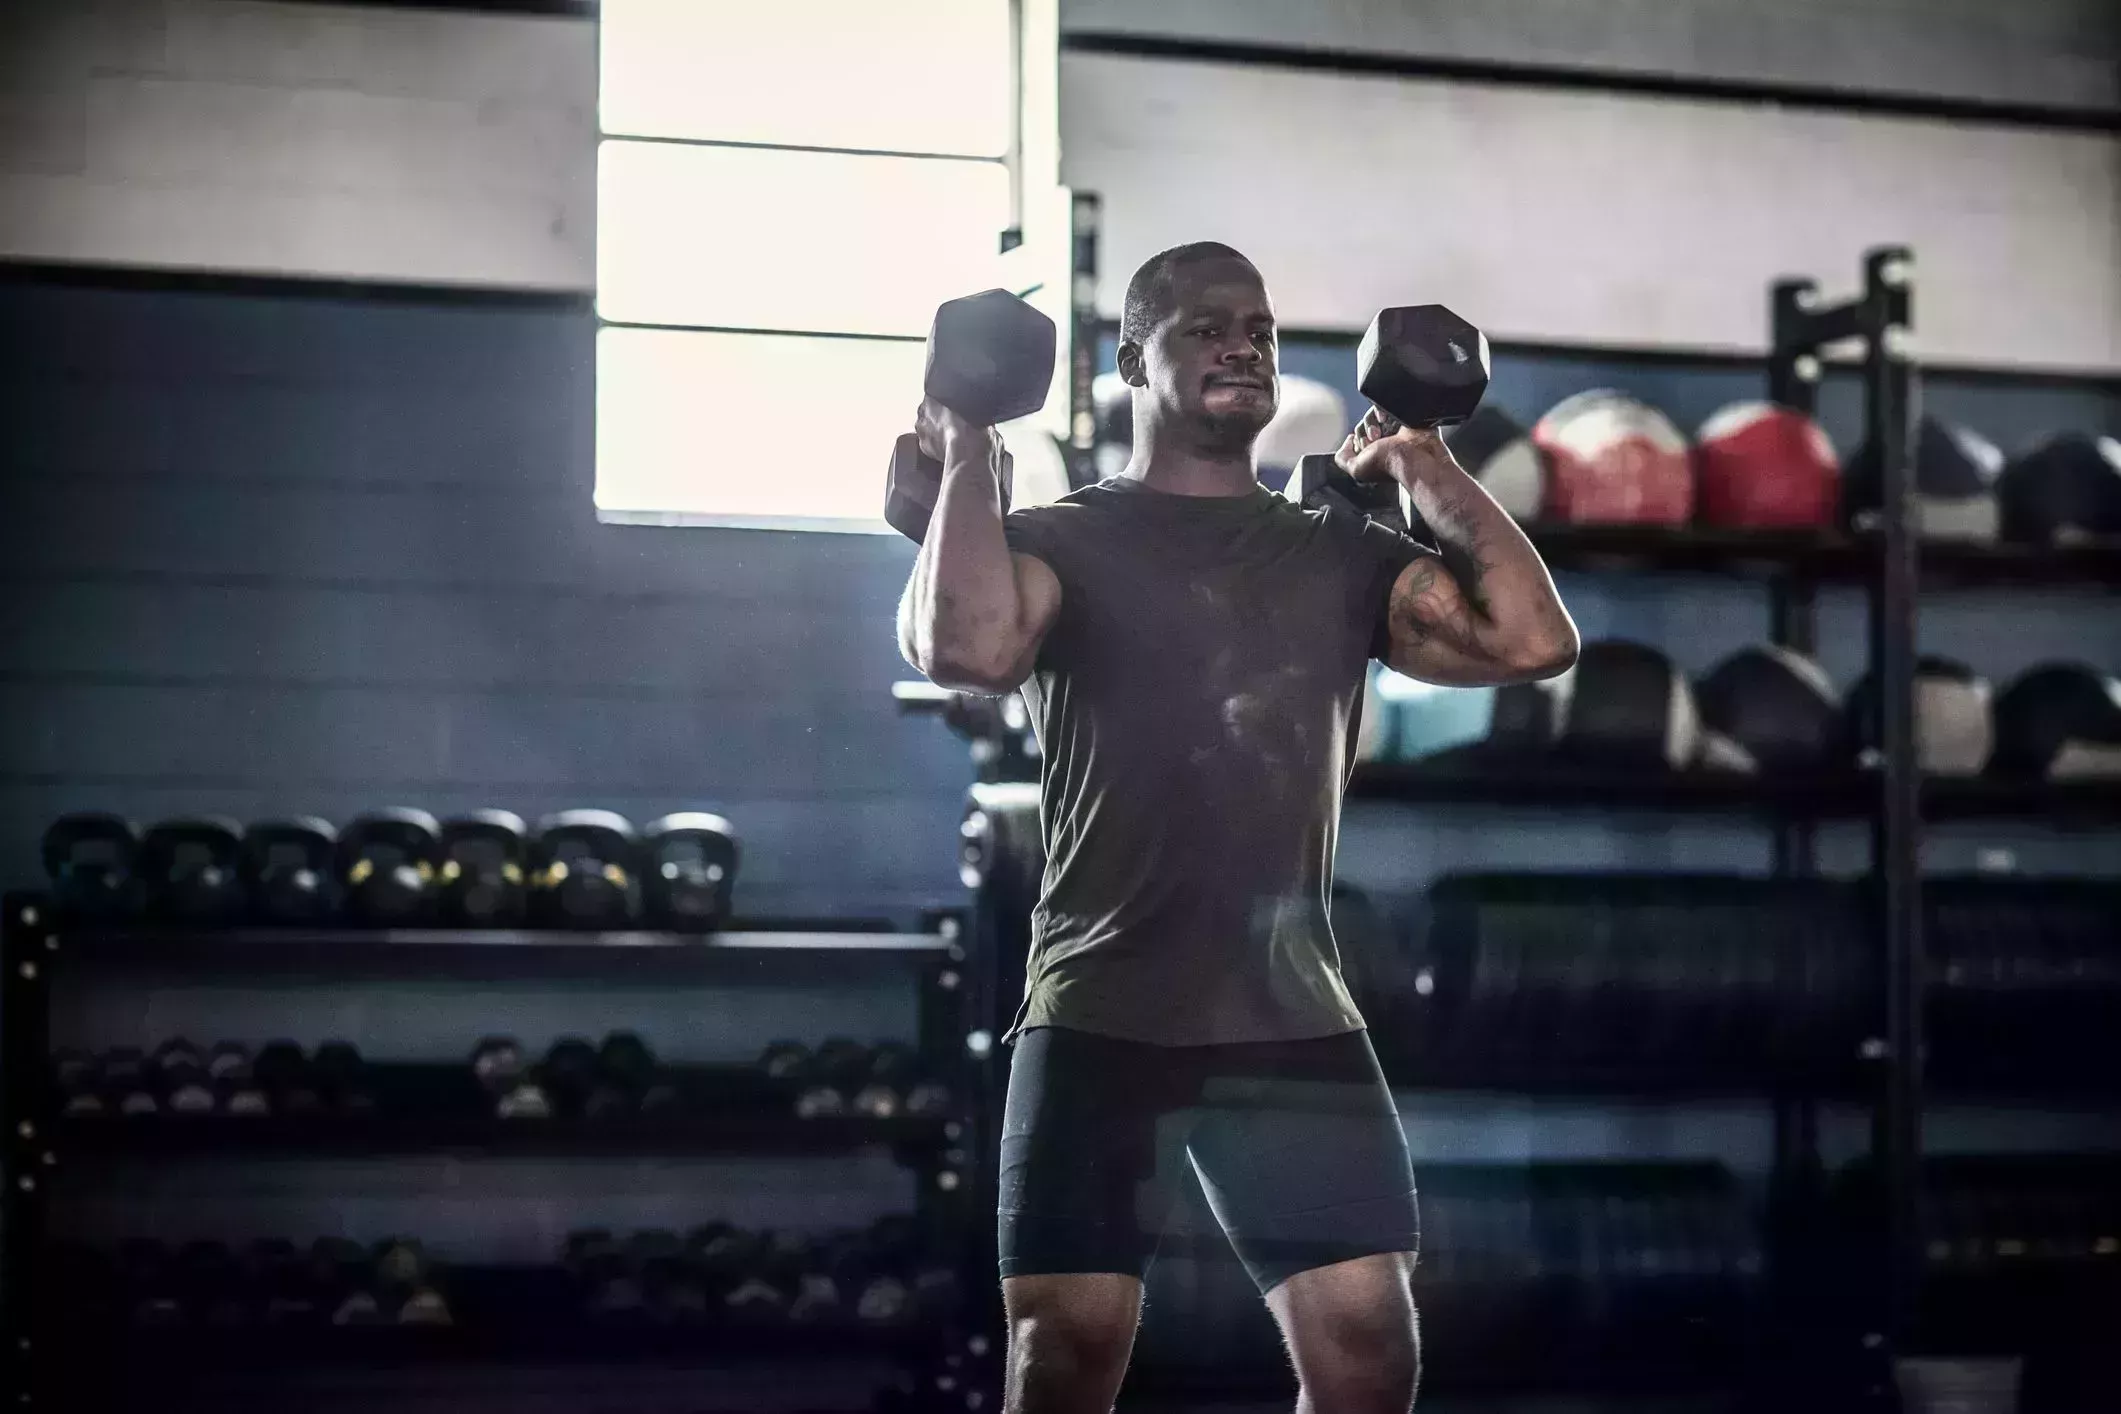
[898,243,1578,1414]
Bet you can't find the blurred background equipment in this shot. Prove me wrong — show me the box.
[1693,645,1842,775]
[241,818,338,927]
[1998,432,2121,546]
[529,810,642,929]
[1844,657,1995,775]
[337,809,441,928]
[42,813,140,923]
[1445,405,1544,521]
[639,812,740,930]
[1844,414,2004,540]
[435,810,530,928]
[1693,402,1841,529]
[1532,391,1694,525]
[1987,663,2121,781]
[136,817,246,928]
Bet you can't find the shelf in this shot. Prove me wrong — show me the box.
[53,1321,934,1372]
[1519,523,2121,588]
[25,921,958,982]
[1349,756,1868,817]
[1524,523,1862,580]
[1915,537,2121,589]
[52,1065,958,1160]
[1922,777,2121,824]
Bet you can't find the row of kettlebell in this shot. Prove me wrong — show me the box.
[40,808,739,931]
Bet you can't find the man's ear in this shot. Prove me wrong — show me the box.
[1115,339,1146,388]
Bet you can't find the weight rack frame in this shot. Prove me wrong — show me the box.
[0,894,993,1411]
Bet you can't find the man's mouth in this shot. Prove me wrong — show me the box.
[1206,377,1268,393]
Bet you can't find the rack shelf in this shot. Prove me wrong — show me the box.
[53,1063,956,1160]
[1521,524,2121,589]
[1349,757,1869,817]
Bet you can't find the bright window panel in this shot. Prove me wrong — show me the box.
[596,326,927,529]
[599,0,1012,158]
[597,141,1011,337]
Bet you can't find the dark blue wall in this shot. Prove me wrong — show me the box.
[0,280,968,922]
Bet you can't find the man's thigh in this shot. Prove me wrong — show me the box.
[1182,1029,1421,1294]
[997,1026,1199,1282]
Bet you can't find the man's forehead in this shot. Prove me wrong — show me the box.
[1169,262,1274,317]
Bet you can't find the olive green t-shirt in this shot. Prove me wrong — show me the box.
[999,478,1428,1047]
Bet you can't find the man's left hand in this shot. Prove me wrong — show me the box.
[1335,406,1462,487]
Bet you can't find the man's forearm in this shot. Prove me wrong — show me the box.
[909,435,1022,687]
[1397,459,1575,666]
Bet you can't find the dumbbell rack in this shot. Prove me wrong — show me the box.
[0,896,992,1413]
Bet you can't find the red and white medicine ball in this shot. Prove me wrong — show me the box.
[1533,390,1693,525]
[1694,402,1840,529]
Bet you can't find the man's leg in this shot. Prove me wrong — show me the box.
[997,1027,1192,1413]
[1184,1030,1423,1413]
[1001,1272,1143,1414]
[1265,1250,1420,1414]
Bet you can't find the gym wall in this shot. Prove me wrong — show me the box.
[1060,0,2121,117]
[1058,53,2121,372]
[0,0,594,289]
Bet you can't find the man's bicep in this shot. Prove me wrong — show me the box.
[1377,553,1495,685]
[999,550,1063,684]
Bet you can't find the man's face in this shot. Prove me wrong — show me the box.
[1128,260,1279,450]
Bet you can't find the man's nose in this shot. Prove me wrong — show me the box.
[1220,342,1261,365]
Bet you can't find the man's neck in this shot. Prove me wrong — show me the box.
[1117,434,1260,499]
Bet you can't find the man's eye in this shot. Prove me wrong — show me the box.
[1192,325,1218,337]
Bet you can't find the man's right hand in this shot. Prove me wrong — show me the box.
[916,396,1000,469]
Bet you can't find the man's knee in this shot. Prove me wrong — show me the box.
[1003,1274,1141,1410]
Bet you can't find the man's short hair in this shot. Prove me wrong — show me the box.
[1119,242,1259,345]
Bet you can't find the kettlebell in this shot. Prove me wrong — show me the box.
[437,810,529,927]
[641,812,739,931]
[530,810,641,929]
[137,817,246,927]
[42,812,142,922]
[337,808,441,927]
[241,817,339,926]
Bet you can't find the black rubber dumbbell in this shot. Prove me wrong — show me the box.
[241,818,339,926]
[587,1031,658,1119]
[540,1036,601,1117]
[209,1042,269,1115]
[471,1035,526,1099]
[254,1040,321,1117]
[104,1047,158,1117]
[1279,305,1490,539]
[138,817,246,927]
[339,809,441,927]
[54,1048,105,1118]
[313,1040,373,1115]
[884,289,1057,544]
[42,812,141,923]
[437,810,529,927]
[153,1038,217,1115]
[530,811,642,929]
[640,812,739,931]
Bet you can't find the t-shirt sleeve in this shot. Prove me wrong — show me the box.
[1001,506,1062,568]
[1351,517,1433,662]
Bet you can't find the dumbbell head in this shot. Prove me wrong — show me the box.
[640,812,740,929]
[924,289,1057,428]
[138,816,246,926]
[338,808,442,926]
[1357,305,1491,430]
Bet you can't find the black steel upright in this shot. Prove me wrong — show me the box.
[1769,247,1924,1383]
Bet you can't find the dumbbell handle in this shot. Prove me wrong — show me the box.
[884,435,1015,544]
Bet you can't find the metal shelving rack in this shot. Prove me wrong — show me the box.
[0,897,990,1412]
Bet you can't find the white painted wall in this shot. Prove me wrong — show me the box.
[1059,0,2121,116]
[1060,52,2121,373]
[1,0,2114,372]
[0,0,594,289]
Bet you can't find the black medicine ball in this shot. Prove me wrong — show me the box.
[1989,663,2121,780]
[1844,415,2002,540]
[1557,640,1698,770]
[1997,433,2121,546]
[1694,645,1840,774]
